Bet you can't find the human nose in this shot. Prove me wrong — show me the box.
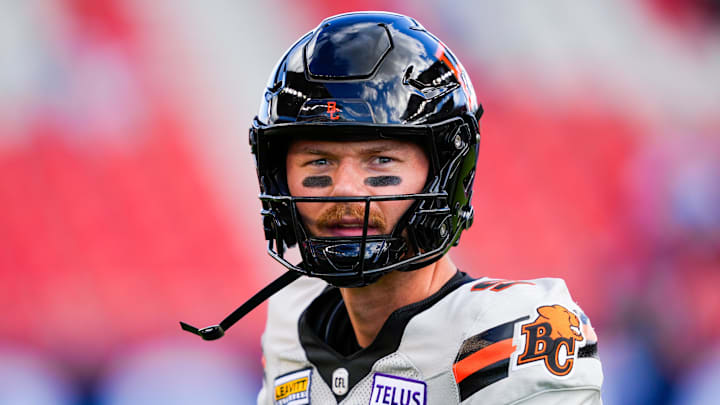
[330,159,368,197]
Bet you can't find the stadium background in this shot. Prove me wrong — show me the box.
[1,0,719,403]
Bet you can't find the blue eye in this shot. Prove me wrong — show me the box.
[310,158,328,166]
[376,156,393,164]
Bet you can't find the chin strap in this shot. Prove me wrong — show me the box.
[180,270,301,341]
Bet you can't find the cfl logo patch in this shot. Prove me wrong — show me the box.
[331,368,349,396]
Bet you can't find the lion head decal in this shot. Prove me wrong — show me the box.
[517,305,585,376]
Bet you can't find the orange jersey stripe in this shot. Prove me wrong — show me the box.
[453,338,516,383]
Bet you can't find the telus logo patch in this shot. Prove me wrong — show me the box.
[369,373,426,405]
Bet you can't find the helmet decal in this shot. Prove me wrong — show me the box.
[434,42,478,113]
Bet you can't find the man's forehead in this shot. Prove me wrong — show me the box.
[288,137,419,153]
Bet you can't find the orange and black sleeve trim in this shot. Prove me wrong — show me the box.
[453,316,528,401]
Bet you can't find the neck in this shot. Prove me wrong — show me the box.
[339,255,457,348]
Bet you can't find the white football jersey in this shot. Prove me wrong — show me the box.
[257,272,603,404]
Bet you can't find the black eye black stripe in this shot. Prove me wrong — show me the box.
[364,176,401,187]
[302,176,332,188]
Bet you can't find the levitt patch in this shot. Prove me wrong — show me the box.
[369,373,426,405]
[274,368,311,405]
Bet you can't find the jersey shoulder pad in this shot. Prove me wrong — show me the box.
[262,276,327,356]
[453,277,602,403]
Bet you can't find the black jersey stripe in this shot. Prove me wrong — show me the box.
[579,342,598,358]
[455,316,529,363]
[470,280,501,291]
[458,358,510,401]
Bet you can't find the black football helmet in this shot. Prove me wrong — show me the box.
[181,11,483,341]
[250,11,483,288]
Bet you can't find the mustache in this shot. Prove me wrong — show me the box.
[315,204,387,230]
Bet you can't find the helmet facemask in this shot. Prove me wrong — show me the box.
[253,116,478,287]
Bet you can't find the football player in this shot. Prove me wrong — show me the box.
[184,11,603,404]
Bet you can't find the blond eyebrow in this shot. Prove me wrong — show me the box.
[297,147,331,155]
[360,144,396,154]
[290,144,337,157]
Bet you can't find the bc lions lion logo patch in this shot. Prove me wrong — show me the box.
[515,305,585,376]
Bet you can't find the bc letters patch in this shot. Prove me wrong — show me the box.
[514,304,585,377]
[369,373,426,405]
[274,368,311,405]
